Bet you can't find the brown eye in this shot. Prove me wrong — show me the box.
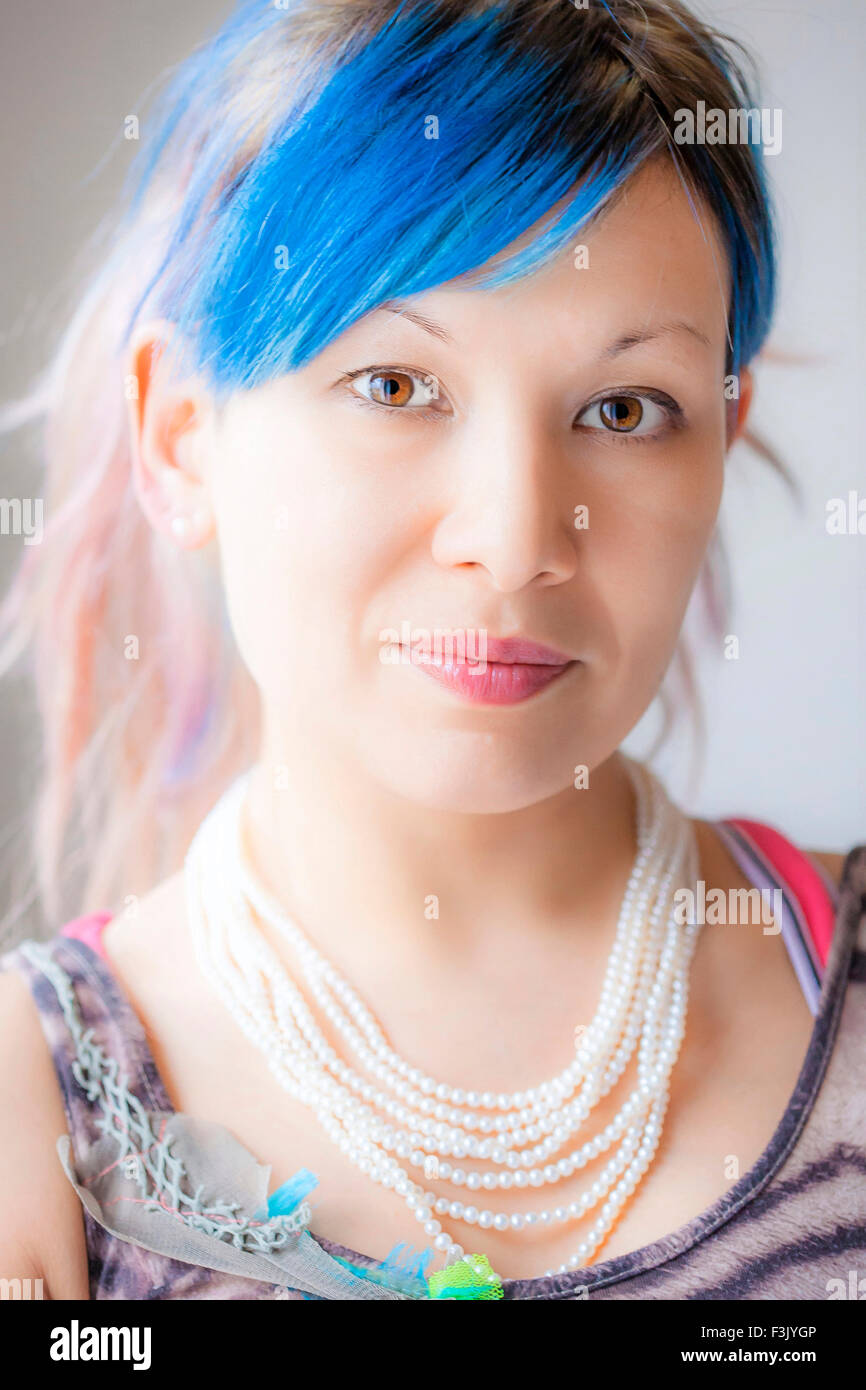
[348,367,445,415]
[368,371,415,407]
[576,392,671,439]
[599,396,643,432]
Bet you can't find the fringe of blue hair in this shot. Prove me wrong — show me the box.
[117,0,776,400]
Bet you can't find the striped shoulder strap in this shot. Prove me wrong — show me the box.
[713,817,839,1017]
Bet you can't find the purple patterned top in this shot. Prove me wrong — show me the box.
[2,837,865,1300]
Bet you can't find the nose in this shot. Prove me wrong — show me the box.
[430,411,579,593]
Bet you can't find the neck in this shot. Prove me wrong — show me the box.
[240,741,640,984]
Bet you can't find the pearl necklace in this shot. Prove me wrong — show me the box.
[184,758,701,1278]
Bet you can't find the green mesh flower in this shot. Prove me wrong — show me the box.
[427,1253,504,1300]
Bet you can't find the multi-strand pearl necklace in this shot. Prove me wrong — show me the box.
[184,758,701,1278]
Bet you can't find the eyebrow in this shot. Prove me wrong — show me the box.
[376,301,712,356]
[600,319,713,358]
[378,301,454,344]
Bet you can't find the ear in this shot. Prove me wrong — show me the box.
[125,320,217,549]
[725,364,754,450]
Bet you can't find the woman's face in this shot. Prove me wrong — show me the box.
[180,157,749,812]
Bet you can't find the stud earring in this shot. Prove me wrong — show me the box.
[170,506,210,544]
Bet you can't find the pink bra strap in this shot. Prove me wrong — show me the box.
[725,818,837,969]
[59,912,113,962]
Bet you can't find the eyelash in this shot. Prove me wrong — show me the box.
[338,365,686,444]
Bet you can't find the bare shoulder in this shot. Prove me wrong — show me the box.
[0,963,89,1298]
[806,849,848,890]
[100,870,188,990]
[99,871,205,1090]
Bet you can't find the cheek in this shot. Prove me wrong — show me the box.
[586,444,723,676]
[206,411,414,702]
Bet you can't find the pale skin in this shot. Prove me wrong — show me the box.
[0,157,847,1295]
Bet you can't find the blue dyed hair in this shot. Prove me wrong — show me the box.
[121,0,777,401]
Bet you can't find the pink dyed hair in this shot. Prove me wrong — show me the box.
[0,228,259,931]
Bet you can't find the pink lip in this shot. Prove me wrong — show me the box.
[476,637,573,665]
[406,635,577,706]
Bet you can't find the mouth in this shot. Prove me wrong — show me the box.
[401,634,578,706]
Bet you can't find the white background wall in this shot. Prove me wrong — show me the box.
[0,0,863,877]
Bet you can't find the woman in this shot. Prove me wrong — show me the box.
[0,0,862,1301]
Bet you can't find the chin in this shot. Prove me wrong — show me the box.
[358,727,581,815]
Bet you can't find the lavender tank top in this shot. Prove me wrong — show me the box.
[2,820,865,1300]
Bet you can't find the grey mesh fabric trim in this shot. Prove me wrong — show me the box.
[21,940,412,1301]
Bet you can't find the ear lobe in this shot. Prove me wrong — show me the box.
[125,320,216,549]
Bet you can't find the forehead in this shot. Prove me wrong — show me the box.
[386,158,731,363]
